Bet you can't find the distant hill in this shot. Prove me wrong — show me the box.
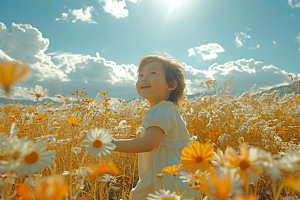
[1,83,298,106]
[125,83,298,103]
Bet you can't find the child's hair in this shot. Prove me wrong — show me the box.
[136,52,187,107]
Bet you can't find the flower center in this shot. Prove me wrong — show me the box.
[24,151,39,164]
[36,93,41,98]
[93,139,103,148]
[196,156,203,163]
[161,197,175,200]
[239,160,250,170]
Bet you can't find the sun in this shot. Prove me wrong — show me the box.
[158,0,189,13]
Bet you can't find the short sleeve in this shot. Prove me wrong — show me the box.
[143,107,172,135]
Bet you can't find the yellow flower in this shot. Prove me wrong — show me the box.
[85,98,94,103]
[283,176,300,193]
[202,167,242,199]
[161,164,183,176]
[67,117,81,125]
[36,174,69,200]
[225,143,269,186]
[0,61,32,90]
[181,141,214,173]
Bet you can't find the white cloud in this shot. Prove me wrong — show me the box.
[234,32,251,48]
[249,44,260,50]
[56,6,97,24]
[273,41,276,45]
[0,22,70,82]
[183,58,293,95]
[99,0,129,18]
[0,22,298,102]
[296,33,300,42]
[187,43,225,60]
[0,86,31,100]
[288,0,300,8]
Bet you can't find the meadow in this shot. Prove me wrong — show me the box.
[1,61,300,200]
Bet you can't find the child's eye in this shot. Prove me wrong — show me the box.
[150,72,156,75]
[139,72,156,78]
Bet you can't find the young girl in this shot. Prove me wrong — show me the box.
[112,53,191,199]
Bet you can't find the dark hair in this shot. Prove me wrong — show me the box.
[137,53,187,107]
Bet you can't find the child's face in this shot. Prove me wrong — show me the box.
[136,60,176,107]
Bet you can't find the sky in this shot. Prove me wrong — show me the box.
[0,0,300,103]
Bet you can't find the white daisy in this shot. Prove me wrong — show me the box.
[14,139,55,175]
[81,128,116,157]
[57,138,72,144]
[147,189,184,200]
[28,85,49,101]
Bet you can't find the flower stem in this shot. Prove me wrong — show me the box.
[34,97,39,111]
[174,176,179,194]
[159,178,165,190]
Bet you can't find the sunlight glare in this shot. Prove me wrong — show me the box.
[159,0,189,13]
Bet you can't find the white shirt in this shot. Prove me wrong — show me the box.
[129,100,192,200]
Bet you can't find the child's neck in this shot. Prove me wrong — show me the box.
[150,99,171,108]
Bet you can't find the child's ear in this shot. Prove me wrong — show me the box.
[167,80,177,91]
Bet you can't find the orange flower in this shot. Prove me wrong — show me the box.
[0,62,32,90]
[101,90,109,95]
[18,183,34,200]
[225,143,269,186]
[51,81,54,84]
[181,141,215,173]
[84,160,119,179]
[106,160,120,176]
[36,174,69,200]
[283,176,300,193]
[103,102,110,106]
[71,92,75,95]
[202,168,242,199]
[67,117,81,125]
[156,173,164,178]
[162,164,183,176]
[35,113,47,120]
[288,88,291,91]
[85,98,94,103]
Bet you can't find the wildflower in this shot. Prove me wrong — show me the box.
[72,147,81,154]
[14,139,55,175]
[179,169,209,190]
[84,160,119,179]
[202,167,242,199]
[0,61,32,92]
[147,189,182,200]
[67,117,81,125]
[28,85,50,100]
[101,90,109,95]
[85,98,94,103]
[283,176,300,193]
[225,143,271,186]
[51,81,54,84]
[181,141,215,173]
[156,173,164,178]
[162,164,183,176]
[36,174,69,200]
[211,148,226,167]
[81,128,116,157]
[57,138,72,144]
[18,182,34,200]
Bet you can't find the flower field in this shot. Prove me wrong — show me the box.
[1,61,300,199]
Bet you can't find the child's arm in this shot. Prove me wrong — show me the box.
[112,126,164,153]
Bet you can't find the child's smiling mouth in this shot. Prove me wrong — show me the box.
[141,84,151,89]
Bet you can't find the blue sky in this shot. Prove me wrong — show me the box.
[0,0,300,103]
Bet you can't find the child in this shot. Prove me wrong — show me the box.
[112,53,191,200]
